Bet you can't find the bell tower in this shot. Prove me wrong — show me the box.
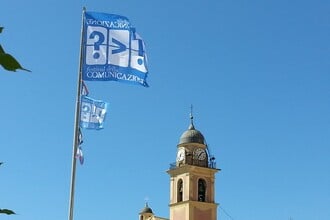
[167,114,220,220]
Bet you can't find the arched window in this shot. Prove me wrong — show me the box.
[177,179,183,202]
[198,179,206,202]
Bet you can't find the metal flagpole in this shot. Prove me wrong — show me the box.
[68,7,86,220]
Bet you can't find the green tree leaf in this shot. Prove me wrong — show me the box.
[0,209,15,215]
[0,45,30,72]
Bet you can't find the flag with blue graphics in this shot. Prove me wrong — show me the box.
[80,95,108,130]
[82,11,149,87]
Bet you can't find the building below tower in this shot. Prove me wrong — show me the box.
[139,203,168,220]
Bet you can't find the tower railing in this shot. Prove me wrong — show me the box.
[168,160,217,170]
[169,162,176,170]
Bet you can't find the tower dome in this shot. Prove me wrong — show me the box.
[178,114,205,145]
[139,203,153,214]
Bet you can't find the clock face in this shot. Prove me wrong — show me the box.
[194,148,206,160]
[177,148,185,162]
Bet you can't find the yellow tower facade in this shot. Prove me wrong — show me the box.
[167,116,220,220]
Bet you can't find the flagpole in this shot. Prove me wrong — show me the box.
[68,7,86,220]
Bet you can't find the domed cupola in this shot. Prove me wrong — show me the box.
[175,111,209,168]
[139,203,154,220]
[139,202,153,214]
[178,114,205,145]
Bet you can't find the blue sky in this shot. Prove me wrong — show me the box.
[1,0,329,220]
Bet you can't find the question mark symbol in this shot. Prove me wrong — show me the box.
[89,31,105,59]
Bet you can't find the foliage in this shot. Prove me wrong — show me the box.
[0,209,15,215]
[0,27,30,72]
[0,162,16,215]
[0,25,27,216]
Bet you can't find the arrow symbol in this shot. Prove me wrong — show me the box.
[111,38,127,54]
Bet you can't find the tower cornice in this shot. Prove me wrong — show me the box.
[167,164,220,177]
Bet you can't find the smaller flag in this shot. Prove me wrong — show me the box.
[76,146,84,165]
[80,95,108,130]
[81,80,89,96]
[78,128,83,145]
